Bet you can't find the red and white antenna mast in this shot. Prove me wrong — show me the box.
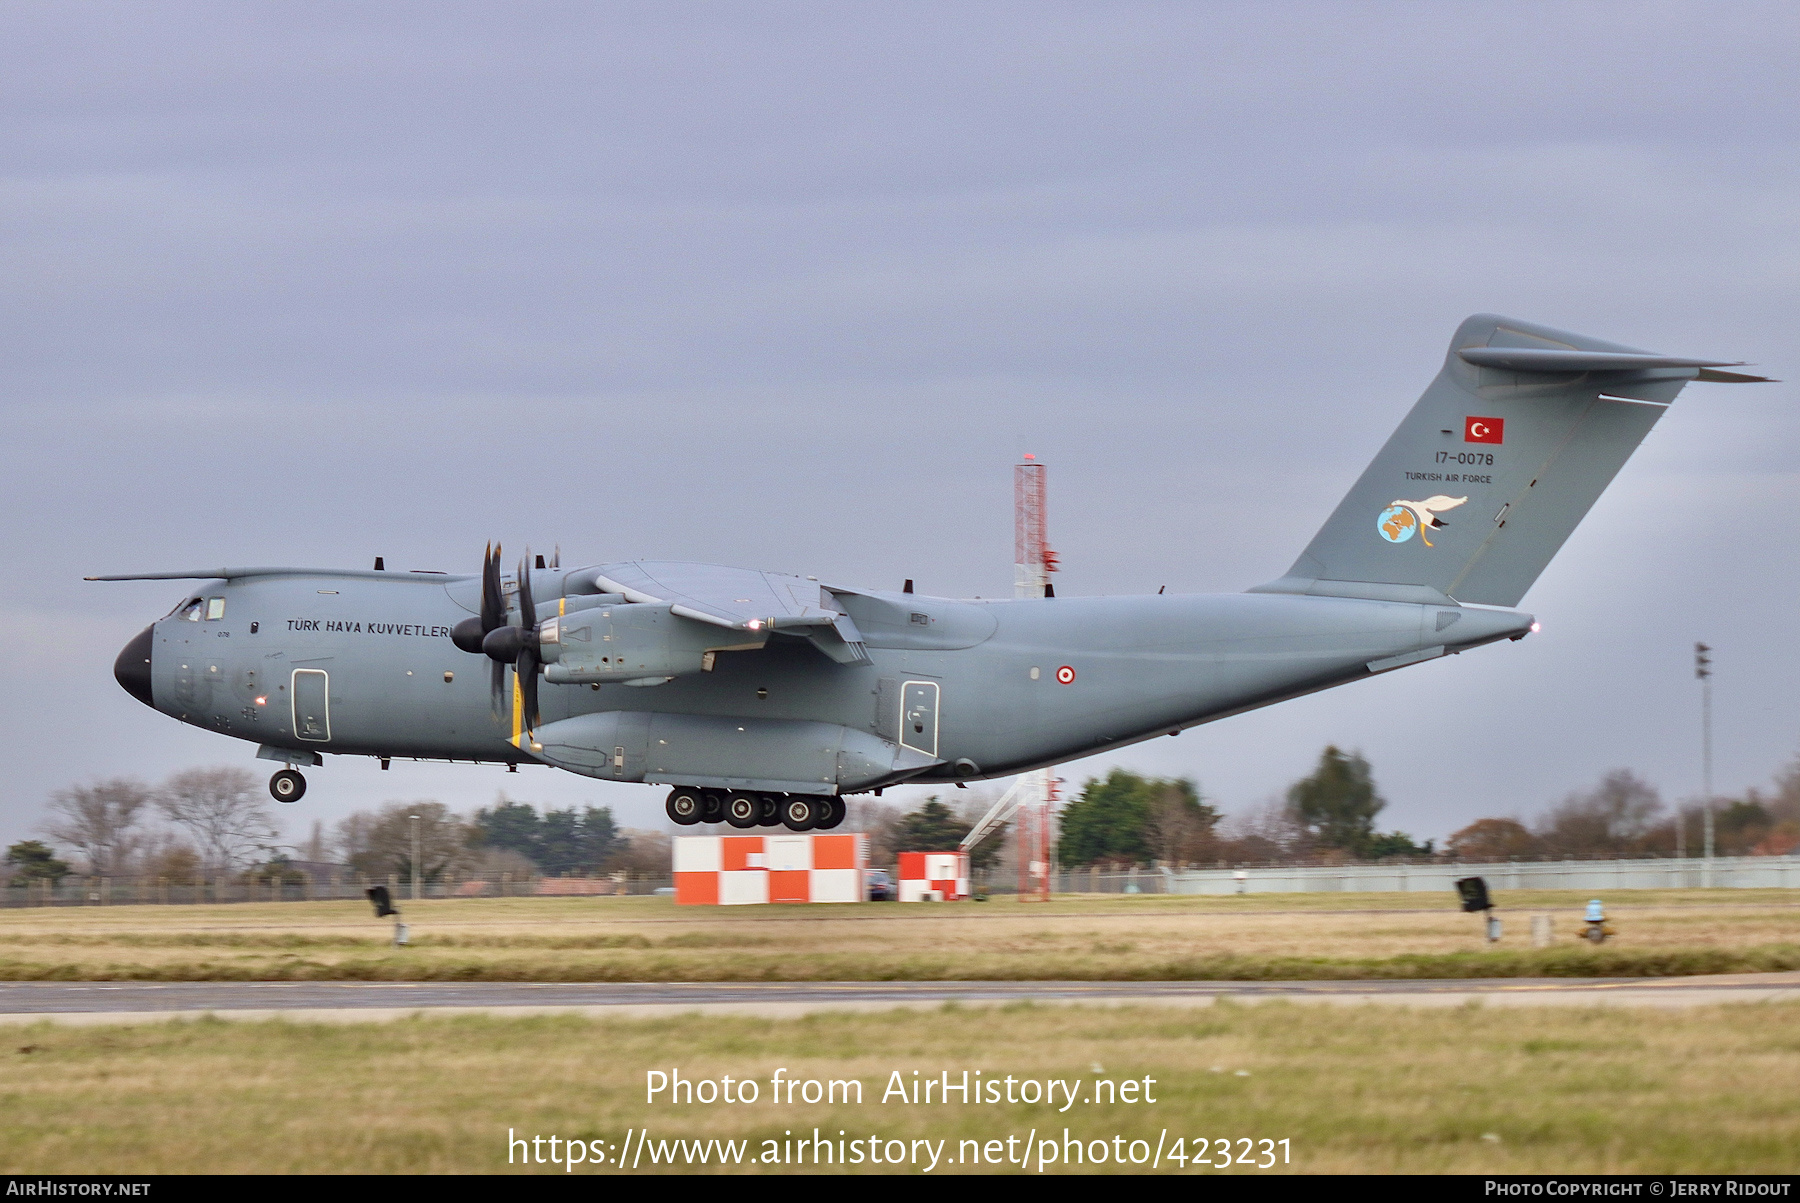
[1013,455,1058,600]
[1013,454,1059,899]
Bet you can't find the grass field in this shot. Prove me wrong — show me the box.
[0,890,1796,982]
[1,1001,1796,1173]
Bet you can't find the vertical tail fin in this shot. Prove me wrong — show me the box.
[1252,314,1770,608]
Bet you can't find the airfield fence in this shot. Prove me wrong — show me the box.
[974,854,1800,896]
[0,873,676,907]
[4,855,1797,907]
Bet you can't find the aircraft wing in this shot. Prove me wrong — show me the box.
[586,560,872,664]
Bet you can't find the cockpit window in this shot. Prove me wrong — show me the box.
[178,599,204,622]
[206,597,226,621]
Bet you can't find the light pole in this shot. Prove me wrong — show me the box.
[410,814,421,903]
[1695,643,1713,884]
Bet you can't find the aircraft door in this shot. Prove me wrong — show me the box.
[900,680,939,757]
[292,669,331,742]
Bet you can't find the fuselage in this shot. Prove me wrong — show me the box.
[116,565,1533,793]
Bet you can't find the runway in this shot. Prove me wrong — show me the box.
[0,973,1796,1025]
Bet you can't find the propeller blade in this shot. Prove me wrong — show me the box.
[490,659,506,717]
[481,542,505,634]
[517,550,537,630]
[517,645,540,734]
[453,542,507,653]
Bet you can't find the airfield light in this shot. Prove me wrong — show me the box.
[1695,642,1715,877]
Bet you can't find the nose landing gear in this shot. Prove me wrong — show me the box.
[269,769,307,803]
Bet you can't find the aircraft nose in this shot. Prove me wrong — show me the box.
[114,625,154,708]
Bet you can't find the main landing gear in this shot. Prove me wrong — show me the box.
[269,769,307,804]
[666,788,845,832]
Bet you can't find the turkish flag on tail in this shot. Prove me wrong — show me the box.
[1465,417,1504,444]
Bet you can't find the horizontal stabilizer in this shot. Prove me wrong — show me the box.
[1456,347,1765,375]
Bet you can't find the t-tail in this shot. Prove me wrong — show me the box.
[1252,313,1772,608]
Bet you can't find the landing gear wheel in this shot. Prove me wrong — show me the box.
[756,794,782,827]
[780,795,817,831]
[700,789,726,825]
[724,792,761,829]
[666,788,704,826]
[815,796,847,830]
[269,769,306,804]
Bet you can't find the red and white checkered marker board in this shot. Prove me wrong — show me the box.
[673,834,868,905]
[897,851,970,901]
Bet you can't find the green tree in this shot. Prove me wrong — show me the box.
[471,795,544,867]
[538,805,622,875]
[577,806,621,870]
[1057,769,1213,867]
[1287,746,1385,855]
[5,840,69,884]
[1365,831,1433,859]
[894,798,969,851]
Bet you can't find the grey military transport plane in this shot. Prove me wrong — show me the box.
[95,314,1769,831]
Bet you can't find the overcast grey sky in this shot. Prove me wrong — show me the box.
[3,1,1796,849]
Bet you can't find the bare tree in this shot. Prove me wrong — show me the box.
[1215,798,1308,863]
[1535,769,1662,857]
[139,833,202,884]
[605,829,670,878]
[43,778,153,875]
[343,801,472,883]
[302,820,326,863]
[847,798,904,867]
[334,810,376,869]
[1143,781,1221,866]
[471,846,538,881]
[157,767,279,874]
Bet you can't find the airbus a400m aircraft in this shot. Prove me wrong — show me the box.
[97,315,1768,831]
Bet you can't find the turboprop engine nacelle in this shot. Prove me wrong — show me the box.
[539,602,767,684]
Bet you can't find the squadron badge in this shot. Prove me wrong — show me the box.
[1378,495,1467,546]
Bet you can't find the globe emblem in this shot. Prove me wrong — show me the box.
[1378,504,1418,544]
